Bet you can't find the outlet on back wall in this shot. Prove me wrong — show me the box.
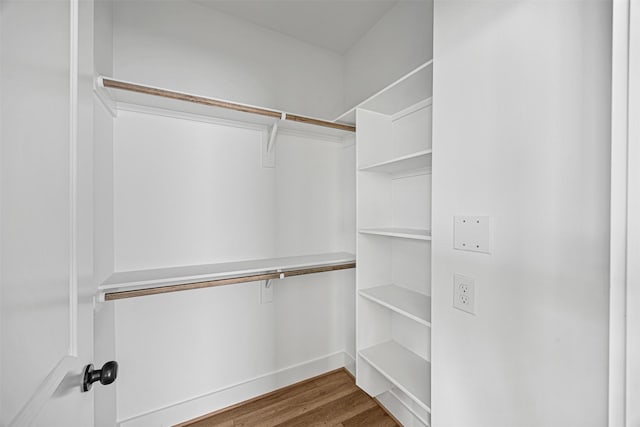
[453,274,475,315]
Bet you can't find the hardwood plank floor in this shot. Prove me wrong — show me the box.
[178,369,400,427]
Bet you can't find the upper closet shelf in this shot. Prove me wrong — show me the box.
[99,252,355,301]
[95,76,355,138]
[334,60,433,125]
[359,149,432,174]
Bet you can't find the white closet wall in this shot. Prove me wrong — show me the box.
[343,1,433,111]
[432,2,611,426]
[113,1,344,119]
[99,2,356,425]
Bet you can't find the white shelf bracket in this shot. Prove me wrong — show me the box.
[267,112,286,153]
[262,113,285,168]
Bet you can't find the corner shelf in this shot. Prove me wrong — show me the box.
[334,60,433,126]
[359,341,431,412]
[359,149,432,174]
[99,252,355,301]
[359,227,431,241]
[359,285,431,326]
[95,76,355,139]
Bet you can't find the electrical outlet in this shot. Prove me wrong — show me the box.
[453,274,475,314]
[261,280,273,304]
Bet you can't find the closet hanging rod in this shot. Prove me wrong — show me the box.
[103,261,355,301]
[99,77,356,133]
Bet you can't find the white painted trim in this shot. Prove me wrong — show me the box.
[626,2,640,426]
[68,0,79,358]
[388,389,431,424]
[610,1,630,426]
[377,390,429,427]
[93,76,117,117]
[117,351,351,427]
[343,352,356,377]
[8,356,81,427]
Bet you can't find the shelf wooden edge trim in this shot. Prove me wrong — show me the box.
[285,114,356,133]
[102,78,282,119]
[103,262,356,301]
[282,262,356,278]
[100,77,355,133]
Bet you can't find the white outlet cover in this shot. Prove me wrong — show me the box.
[454,216,491,254]
[453,274,475,314]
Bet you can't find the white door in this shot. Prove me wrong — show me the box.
[1,0,99,426]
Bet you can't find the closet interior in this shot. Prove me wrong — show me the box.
[92,1,433,425]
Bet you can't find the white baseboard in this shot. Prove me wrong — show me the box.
[377,389,431,427]
[117,351,352,427]
[343,352,356,377]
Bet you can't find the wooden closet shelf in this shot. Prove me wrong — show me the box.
[98,77,355,135]
[99,252,356,301]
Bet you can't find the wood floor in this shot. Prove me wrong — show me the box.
[178,369,400,427]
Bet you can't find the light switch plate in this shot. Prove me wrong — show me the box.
[454,216,491,254]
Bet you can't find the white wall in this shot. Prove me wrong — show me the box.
[112,1,344,120]
[343,0,433,111]
[431,2,611,426]
[100,2,358,423]
[111,114,354,423]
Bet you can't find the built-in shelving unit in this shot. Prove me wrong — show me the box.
[99,252,355,301]
[355,56,433,424]
[95,76,355,139]
[359,341,431,412]
[359,227,431,241]
[359,285,431,326]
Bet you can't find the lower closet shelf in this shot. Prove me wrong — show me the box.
[359,341,431,412]
[98,252,355,301]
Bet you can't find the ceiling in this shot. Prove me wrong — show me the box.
[194,0,399,54]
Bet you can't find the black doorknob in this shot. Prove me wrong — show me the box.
[82,361,118,392]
